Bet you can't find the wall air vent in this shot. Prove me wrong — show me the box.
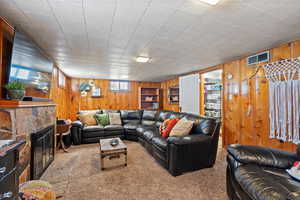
[247,51,270,66]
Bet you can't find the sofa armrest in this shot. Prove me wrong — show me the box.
[167,134,217,176]
[227,144,299,169]
[70,121,83,145]
[71,120,83,128]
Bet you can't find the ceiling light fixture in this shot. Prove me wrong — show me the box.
[136,56,150,63]
[199,0,221,5]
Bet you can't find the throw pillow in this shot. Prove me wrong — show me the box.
[94,114,110,126]
[108,113,122,125]
[159,118,179,138]
[286,161,300,181]
[78,112,97,126]
[169,117,194,137]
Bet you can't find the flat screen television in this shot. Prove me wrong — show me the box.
[7,30,53,99]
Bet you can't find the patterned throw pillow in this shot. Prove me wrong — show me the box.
[78,112,97,125]
[159,118,180,138]
[94,114,110,126]
[169,118,194,137]
[19,180,56,200]
[108,113,122,125]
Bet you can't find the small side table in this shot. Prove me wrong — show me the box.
[56,120,71,153]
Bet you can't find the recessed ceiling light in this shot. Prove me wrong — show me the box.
[199,0,221,5]
[136,56,150,63]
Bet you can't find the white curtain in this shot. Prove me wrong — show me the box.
[269,72,300,144]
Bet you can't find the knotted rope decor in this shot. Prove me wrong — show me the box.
[262,57,300,144]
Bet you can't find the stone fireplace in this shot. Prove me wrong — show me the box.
[0,101,56,182]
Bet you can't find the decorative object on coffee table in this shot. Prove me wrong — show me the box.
[99,138,127,170]
[110,138,119,146]
[4,81,25,100]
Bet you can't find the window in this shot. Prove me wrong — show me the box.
[58,71,65,87]
[110,80,129,92]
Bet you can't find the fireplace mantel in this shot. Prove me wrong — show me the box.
[0,100,56,182]
[0,100,56,108]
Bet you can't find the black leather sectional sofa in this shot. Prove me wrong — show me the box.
[71,109,221,176]
[227,144,300,200]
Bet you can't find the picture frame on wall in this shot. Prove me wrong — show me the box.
[92,87,101,97]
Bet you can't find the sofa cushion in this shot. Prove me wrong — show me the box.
[108,113,122,125]
[235,165,300,200]
[192,119,216,135]
[82,125,105,138]
[169,112,185,119]
[169,118,194,137]
[155,111,172,127]
[152,137,167,151]
[94,114,110,126]
[104,125,124,131]
[120,110,143,124]
[136,125,157,135]
[124,123,139,130]
[142,129,160,141]
[142,110,158,126]
[78,112,97,126]
[83,125,104,132]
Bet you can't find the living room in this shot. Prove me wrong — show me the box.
[0,0,300,199]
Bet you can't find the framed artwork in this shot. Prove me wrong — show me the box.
[92,88,101,97]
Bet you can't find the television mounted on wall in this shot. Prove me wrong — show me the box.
[7,30,53,99]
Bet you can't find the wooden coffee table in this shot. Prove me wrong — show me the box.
[99,138,127,170]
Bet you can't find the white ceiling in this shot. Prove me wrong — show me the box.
[1,0,300,82]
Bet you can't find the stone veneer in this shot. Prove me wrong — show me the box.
[0,105,56,182]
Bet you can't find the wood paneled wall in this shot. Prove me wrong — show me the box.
[161,77,180,112]
[68,78,160,120]
[0,17,14,98]
[49,67,71,119]
[223,40,300,152]
[160,39,300,152]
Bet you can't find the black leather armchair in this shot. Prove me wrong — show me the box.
[227,144,300,200]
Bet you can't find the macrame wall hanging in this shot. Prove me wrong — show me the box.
[262,57,300,144]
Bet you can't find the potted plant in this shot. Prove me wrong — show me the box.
[4,81,26,100]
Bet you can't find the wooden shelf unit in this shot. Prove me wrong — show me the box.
[168,86,179,105]
[139,87,160,110]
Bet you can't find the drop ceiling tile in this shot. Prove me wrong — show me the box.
[1,0,300,81]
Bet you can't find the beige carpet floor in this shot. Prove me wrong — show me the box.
[41,140,228,200]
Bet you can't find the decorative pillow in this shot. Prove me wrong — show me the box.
[78,112,97,126]
[169,117,194,137]
[108,113,122,125]
[286,161,300,181]
[159,118,179,138]
[94,114,110,126]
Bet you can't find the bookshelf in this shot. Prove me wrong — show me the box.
[203,78,222,118]
[168,86,179,104]
[139,87,160,110]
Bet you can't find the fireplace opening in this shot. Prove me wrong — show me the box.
[31,125,55,179]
